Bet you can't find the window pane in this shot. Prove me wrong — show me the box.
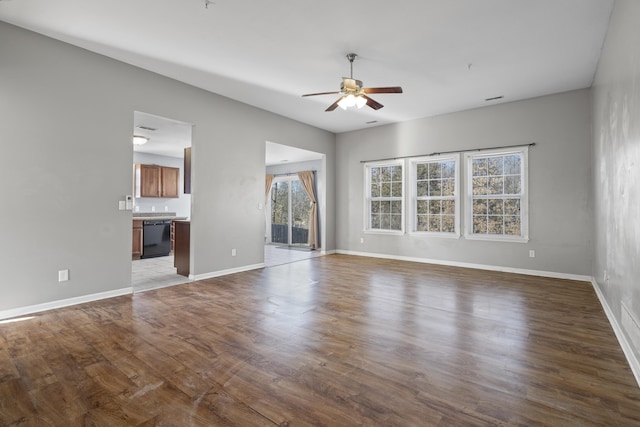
[381,167,391,181]
[488,199,504,215]
[473,199,487,215]
[504,154,521,175]
[371,167,381,182]
[488,176,504,194]
[487,216,504,234]
[504,198,520,215]
[381,182,391,197]
[391,200,402,214]
[428,162,441,179]
[417,215,428,231]
[428,180,441,196]
[381,201,391,214]
[504,215,521,235]
[473,216,487,234]
[371,182,381,197]
[371,214,380,229]
[442,200,455,215]
[390,214,402,230]
[442,178,455,196]
[417,200,428,214]
[472,177,488,195]
[428,215,441,231]
[371,201,380,214]
[417,181,428,197]
[391,182,402,197]
[417,164,428,180]
[442,215,455,232]
[442,161,455,178]
[429,200,441,215]
[473,159,487,176]
[391,166,403,182]
[381,214,391,229]
[504,176,521,194]
[487,156,503,176]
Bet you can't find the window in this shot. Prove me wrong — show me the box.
[464,148,528,241]
[364,161,404,233]
[410,155,459,236]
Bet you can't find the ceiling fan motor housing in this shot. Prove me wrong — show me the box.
[341,78,363,94]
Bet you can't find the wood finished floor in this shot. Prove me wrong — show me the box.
[1,254,640,426]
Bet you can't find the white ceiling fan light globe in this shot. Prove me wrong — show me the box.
[355,95,367,109]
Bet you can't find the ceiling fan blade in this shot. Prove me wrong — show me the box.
[302,91,340,97]
[363,95,384,110]
[325,97,343,112]
[363,86,403,94]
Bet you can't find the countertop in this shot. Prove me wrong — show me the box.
[133,213,188,221]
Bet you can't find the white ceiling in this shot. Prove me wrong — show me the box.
[133,111,192,158]
[265,141,323,166]
[0,0,613,134]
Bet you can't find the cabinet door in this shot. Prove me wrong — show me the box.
[136,164,161,198]
[161,167,180,198]
[132,220,143,259]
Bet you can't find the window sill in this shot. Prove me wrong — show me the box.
[464,234,529,243]
[409,231,461,239]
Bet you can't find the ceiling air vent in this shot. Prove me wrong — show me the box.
[485,96,504,102]
[136,125,157,131]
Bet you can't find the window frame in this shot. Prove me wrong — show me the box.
[409,154,461,238]
[463,147,529,242]
[363,160,405,235]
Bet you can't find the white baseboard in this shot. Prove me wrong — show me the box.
[190,263,265,281]
[335,250,591,282]
[0,287,133,321]
[590,279,640,388]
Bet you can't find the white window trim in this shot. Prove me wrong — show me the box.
[363,159,405,235]
[463,147,529,243]
[408,154,461,238]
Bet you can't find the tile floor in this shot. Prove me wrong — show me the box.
[132,255,191,293]
[132,245,323,292]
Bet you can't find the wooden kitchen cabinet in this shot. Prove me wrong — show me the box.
[132,220,143,260]
[134,164,179,198]
[161,166,179,198]
[174,221,190,276]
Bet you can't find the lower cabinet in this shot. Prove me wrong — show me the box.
[132,220,143,260]
[174,221,190,276]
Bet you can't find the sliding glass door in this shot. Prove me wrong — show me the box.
[269,177,311,245]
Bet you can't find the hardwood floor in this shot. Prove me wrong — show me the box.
[1,254,639,426]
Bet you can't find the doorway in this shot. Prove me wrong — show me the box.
[131,111,193,292]
[264,141,325,267]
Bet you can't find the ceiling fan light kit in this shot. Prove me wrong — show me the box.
[302,53,403,112]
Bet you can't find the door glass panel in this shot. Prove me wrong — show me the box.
[291,180,311,244]
[270,181,289,244]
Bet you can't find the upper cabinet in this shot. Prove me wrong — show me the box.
[135,164,180,198]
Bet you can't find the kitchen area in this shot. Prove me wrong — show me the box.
[131,111,192,292]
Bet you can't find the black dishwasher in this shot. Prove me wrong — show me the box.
[142,219,172,258]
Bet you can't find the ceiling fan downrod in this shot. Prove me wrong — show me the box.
[346,53,357,78]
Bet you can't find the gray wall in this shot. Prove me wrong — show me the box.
[591,0,640,359]
[336,89,593,276]
[0,21,335,313]
[133,152,191,217]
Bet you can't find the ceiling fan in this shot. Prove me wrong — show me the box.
[302,53,403,112]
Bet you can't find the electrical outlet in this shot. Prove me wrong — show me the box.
[118,201,126,210]
[529,250,535,258]
[58,269,69,282]
[231,248,237,256]
[360,237,364,244]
